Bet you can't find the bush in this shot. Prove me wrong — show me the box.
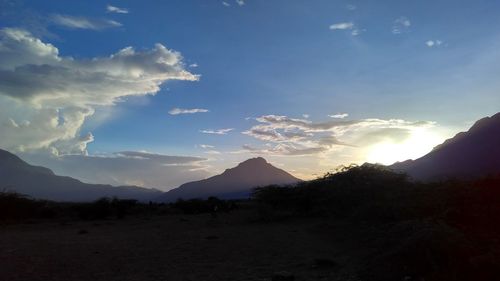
[0,191,43,220]
[252,164,418,219]
[171,197,237,214]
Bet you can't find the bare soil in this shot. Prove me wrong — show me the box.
[0,210,366,281]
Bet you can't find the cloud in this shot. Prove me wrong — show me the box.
[200,128,234,135]
[199,144,215,149]
[392,16,411,34]
[328,113,349,119]
[302,114,310,119]
[189,63,198,68]
[329,22,354,30]
[106,5,129,14]
[0,28,198,155]
[346,4,356,10]
[236,0,245,6]
[329,22,360,36]
[21,151,209,190]
[222,1,230,7]
[426,40,443,47]
[241,114,435,156]
[204,150,221,155]
[354,128,412,146]
[168,108,209,115]
[52,14,122,30]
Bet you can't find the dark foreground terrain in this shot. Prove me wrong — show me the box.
[0,209,376,281]
[2,165,500,281]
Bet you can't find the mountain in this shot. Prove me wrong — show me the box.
[0,149,162,202]
[391,112,500,181]
[158,157,301,202]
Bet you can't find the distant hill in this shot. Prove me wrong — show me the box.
[391,112,500,181]
[0,149,162,202]
[158,157,301,202]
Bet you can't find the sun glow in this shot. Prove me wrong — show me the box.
[366,128,444,165]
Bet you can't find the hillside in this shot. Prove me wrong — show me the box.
[391,112,500,181]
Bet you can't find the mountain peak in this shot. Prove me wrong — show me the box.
[237,157,268,167]
[159,157,300,201]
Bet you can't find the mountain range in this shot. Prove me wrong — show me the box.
[0,149,162,202]
[1,112,499,202]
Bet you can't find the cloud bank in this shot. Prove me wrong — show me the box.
[0,27,198,155]
[242,115,435,156]
[21,151,209,190]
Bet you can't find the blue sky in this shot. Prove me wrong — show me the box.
[1,0,499,189]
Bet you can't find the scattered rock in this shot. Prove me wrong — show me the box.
[272,271,294,281]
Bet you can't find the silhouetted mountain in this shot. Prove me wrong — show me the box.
[158,157,301,202]
[391,112,500,181]
[0,149,162,202]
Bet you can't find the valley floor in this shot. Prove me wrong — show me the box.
[0,209,377,281]
[1,207,498,281]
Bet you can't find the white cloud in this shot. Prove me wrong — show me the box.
[204,150,221,155]
[426,40,443,47]
[302,114,310,119]
[106,5,129,14]
[52,14,122,30]
[346,4,356,10]
[189,63,198,68]
[328,113,349,119]
[241,114,435,156]
[0,28,198,155]
[200,128,234,135]
[329,22,354,30]
[199,144,215,149]
[21,151,209,190]
[392,16,411,34]
[222,1,230,7]
[329,22,360,36]
[236,0,245,6]
[168,108,209,115]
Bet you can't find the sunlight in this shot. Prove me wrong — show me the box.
[366,128,444,165]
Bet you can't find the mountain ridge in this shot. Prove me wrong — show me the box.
[390,112,500,181]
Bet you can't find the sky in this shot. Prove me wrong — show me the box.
[1,0,499,190]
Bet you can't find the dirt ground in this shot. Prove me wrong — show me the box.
[0,210,369,281]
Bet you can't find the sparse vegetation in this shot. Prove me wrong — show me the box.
[2,166,500,280]
[171,196,238,214]
[252,164,500,280]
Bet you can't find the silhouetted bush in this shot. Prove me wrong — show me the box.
[171,197,237,214]
[252,166,500,280]
[0,191,43,220]
[252,164,420,219]
[73,197,140,220]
